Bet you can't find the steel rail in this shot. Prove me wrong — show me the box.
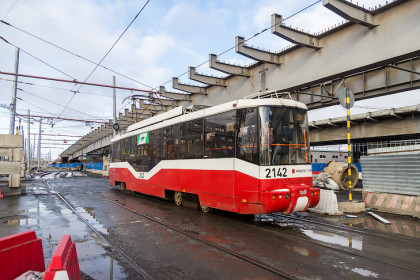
[97,181,420,274]
[214,213,420,274]
[77,185,295,279]
[42,172,420,275]
[42,179,153,280]
[269,212,420,247]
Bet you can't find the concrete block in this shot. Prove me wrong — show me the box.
[308,189,343,215]
[338,201,366,213]
[9,174,20,188]
[0,135,22,148]
[0,184,25,196]
[0,162,21,174]
[0,148,10,157]
[363,191,420,217]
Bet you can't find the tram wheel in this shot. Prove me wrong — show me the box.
[120,182,126,191]
[174,192,183,206]
[200,205,212,213]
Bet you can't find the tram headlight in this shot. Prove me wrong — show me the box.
[285,194,289,199]
[271,194,276,200]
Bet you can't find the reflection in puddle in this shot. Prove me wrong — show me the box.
[352,267,379,278]
[75,207,108,235]
[3,217,40,226]
[302,230,363,251]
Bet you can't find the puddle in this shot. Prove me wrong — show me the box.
[302,229,363,251]
[75,207,108,235]
[3,217,40,226]
[352,267,379,278]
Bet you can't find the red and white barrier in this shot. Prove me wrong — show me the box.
[0,231,81,280]
[0,231,45,280]
[44,235,81,280]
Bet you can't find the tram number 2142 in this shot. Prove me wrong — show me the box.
[265,167,287,179]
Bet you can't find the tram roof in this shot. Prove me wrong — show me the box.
[112,98,307,143]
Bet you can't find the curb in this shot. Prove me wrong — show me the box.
[363,191,420,217]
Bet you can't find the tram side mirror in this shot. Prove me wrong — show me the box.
[283,126,292,142]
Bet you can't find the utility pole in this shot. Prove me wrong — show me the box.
[9,47,20,134]
[113,76,117,136]
[37,118,42,170]
[27,109,31,172]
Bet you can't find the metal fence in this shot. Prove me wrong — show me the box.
[49,162,103,171]
[360,154,420,196]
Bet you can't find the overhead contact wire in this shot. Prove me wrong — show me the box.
[58,0,152,118]
[0,20,153,89]
[155,0,321,89]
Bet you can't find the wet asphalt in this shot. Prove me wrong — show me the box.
[1,171,419,280]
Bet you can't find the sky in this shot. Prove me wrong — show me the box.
[0,0,417,160]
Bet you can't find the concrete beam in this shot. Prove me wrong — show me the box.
[271,14,320,49]
[235,36,281,65]
[173,77,208,95]
[159,86,192,101]
[209,54,250,77]
[0,162,20,175]
[189,67,227,87]
[323,0,377,28]
[311,115,420,145]
[0,135,22,148]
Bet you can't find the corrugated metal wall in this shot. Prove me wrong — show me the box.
[361,154,420,196]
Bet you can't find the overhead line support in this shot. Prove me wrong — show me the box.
[0,71,159,94]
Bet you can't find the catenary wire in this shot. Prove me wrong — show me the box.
[0,77,126,99]
[58,0,151,119]
[0,22,153,89]
[0,37,76,80]
[18,88,108,119]
[155,0,321,89]
[2,0,19,20]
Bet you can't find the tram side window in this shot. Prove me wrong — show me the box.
[129,129,162,171]
[163,125,180,160]
[111,141,121,162]
[121,137,133,162]
[236,108,259,164]
[205,111,235,158]
[147,129,162,170]
[179,119,204,159]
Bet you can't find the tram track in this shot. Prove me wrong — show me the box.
[214,211,420,274]
[268,212,420,247]
[42,175,295,280]
[43,179,154,280]
[105,186,420,275]
[42,172,420,276]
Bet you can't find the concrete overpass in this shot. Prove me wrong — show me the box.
[309,104,420,146]
[61,0,420,161]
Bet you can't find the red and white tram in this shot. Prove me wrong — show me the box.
[109,97,320,214]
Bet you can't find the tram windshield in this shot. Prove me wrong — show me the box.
[259,106,310,165]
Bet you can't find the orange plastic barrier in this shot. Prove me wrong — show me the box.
[0,231,45,280]
[44,235,81,280]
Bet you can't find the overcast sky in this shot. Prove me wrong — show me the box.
[0,0,417,160]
